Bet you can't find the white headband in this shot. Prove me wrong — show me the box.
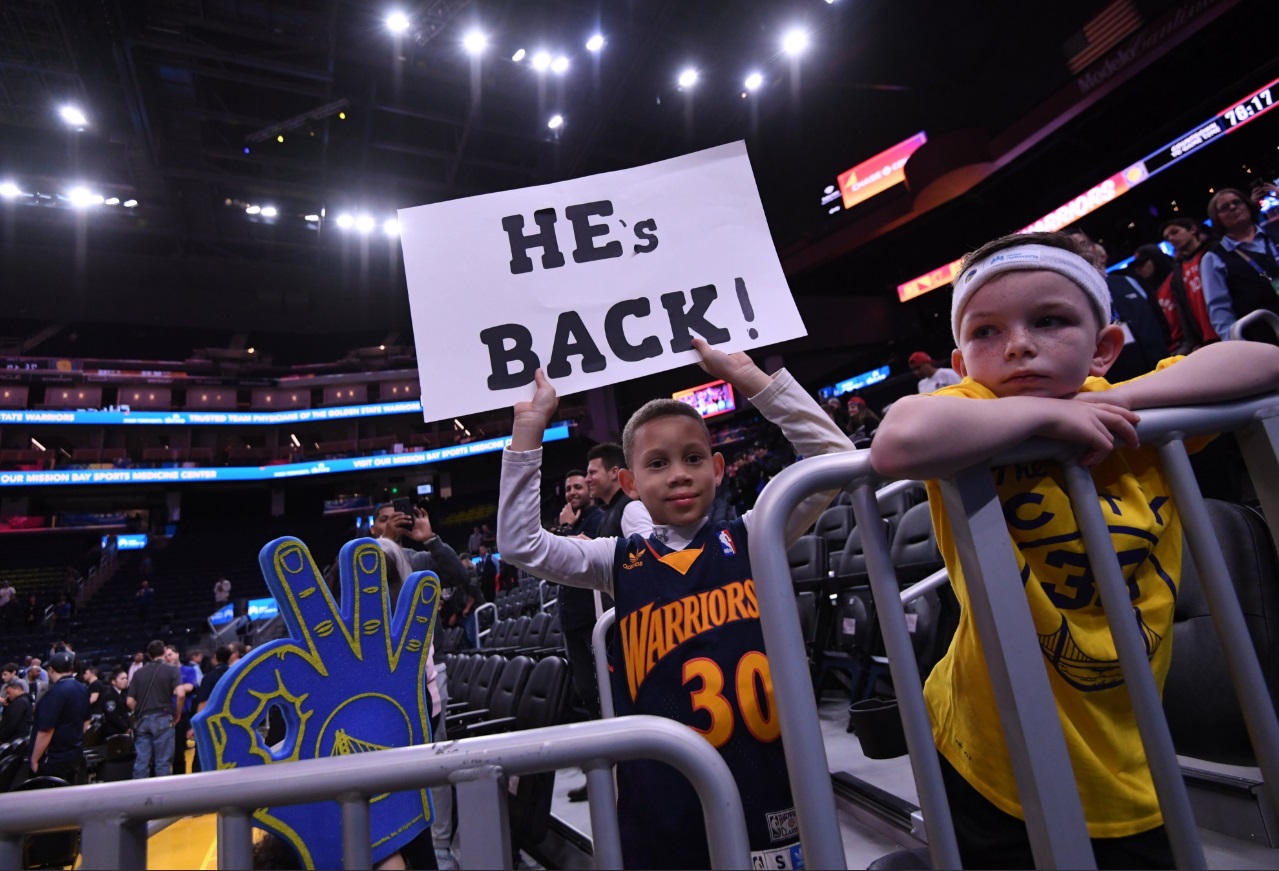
[950,243,1111,344]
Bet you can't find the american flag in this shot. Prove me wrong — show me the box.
[1063,0,1144,74]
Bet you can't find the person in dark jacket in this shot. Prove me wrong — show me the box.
[0,679,33,744]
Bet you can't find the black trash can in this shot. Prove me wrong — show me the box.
[848,697,909,759]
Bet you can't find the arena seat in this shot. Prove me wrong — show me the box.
[787,535,827,593]
[814,505,855,561]
[447,656,535,738]
[1164,499,1279,766]
[15,776,80,869]
[888,503,942,585]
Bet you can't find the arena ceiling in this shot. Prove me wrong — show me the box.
[0,0,1274,384]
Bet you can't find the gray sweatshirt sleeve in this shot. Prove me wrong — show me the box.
[497,447,617,594]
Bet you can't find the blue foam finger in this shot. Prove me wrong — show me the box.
[192,536,441,869]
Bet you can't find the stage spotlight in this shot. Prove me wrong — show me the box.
[59,105,87,127]
[463,30,487,55]
[782,28,809,57]
[386,11,410,34]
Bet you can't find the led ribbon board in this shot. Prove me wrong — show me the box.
[0,401,424,426]
[0,422,570,487]
[897,76,1279,303]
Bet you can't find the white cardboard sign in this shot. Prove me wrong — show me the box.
[398,141,807,422]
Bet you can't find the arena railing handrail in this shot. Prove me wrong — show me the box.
[747,391,1279,870]
[0,715,750,871]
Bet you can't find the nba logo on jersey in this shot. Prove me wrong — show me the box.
[718,528,737,557]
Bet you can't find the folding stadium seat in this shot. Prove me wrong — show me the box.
[455,655,505,716]
[467,656,572,857]
[490,615,531,655]
[1163,499,1279,766]
[787,534,827,593]
[447,656,535,739]
[446,655,483,704]
[538,616,564,658]
[814,504,855,563]
[512,612,552,656]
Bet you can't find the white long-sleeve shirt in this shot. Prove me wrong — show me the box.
[497,369,852,594]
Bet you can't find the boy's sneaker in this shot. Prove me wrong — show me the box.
[435,848,459,871]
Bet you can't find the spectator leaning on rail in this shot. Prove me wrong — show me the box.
[1200,186,1279,342]
[498,338,852,869]
[871,230,1279,870]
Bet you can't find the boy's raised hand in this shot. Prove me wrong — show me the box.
[692,337,772,397]
[510,369,559,452]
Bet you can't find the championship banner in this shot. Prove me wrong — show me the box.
[399,141,807,421]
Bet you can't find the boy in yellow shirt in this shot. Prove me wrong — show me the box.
[872,231,1279,869]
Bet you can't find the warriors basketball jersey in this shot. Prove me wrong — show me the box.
[610,517,804,870]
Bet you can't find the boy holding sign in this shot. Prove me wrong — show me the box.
[498,339,851,869]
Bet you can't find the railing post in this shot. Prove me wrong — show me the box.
[81,815,147,869]
[592,609,616,719]
[849,480,961,871]
[338,791,372,870]
[1236,411,1279,548]
[217,806,255,870]
[584,759,623,870]
[1061,461,1206,870]
[453,765,512,870]
[938,465,1096,870]
[1157,435,1279,825]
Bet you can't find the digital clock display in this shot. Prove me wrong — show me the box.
[1225,87,1274,127]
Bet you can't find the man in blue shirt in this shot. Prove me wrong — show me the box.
[27,651,89,784]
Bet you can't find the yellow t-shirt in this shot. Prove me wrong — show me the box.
[923,359,1199,838]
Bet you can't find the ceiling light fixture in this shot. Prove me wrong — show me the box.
[304,214,320,222]
[386,11,410,34]
[678,68,698,88]
[782,28,809,57]
[551,55,569,74]
[260,206,277,217]
[68,187,103,208]
[104,197,120,206]
[548,114,564,130]
[383,219,400,236]
[336,213,355,229]
[744,72,763,91]
[512,48,526,62]
[531,51,551,72]
[355,215,375,233]
[0,182,20,198]
[246,205,262,215]
[59,105,87,127]
[123,199,138,208]
[586,34,604,52]
[463,30,487,55]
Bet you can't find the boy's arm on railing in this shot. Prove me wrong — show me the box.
[871,394,1138,480]
[1081,342,1279,411]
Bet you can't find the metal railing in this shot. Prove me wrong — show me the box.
[1228,309,1279,342]
[743,391,1279,870]
[0,716,750,870]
